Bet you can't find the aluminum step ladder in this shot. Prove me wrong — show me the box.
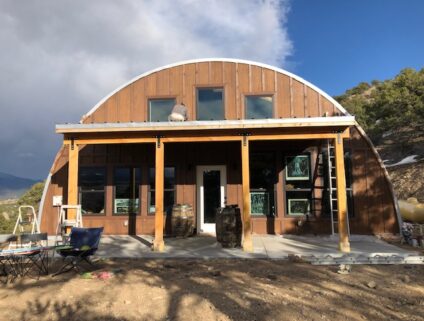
[55,205,83,245]
[326,140,350,236]
[9,205,40,248]
[12,205,40,235]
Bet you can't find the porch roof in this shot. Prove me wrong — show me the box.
[56,116,355,134]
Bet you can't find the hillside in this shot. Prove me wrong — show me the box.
[0,181,44,233]
[0,171,40,200]
[334,67,424,201]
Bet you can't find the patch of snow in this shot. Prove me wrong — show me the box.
[385,155,419,168]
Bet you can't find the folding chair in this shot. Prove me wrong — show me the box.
[53,227,103,276]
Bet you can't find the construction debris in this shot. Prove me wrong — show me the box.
[402,222,424,247]
[337,264,351,274]
[306,254,424,265]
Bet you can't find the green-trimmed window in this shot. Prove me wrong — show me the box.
[250,152,276,216]
[284,154,312,216]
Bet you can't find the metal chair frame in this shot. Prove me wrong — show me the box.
[52,227,103,277]
[0,233,49,283]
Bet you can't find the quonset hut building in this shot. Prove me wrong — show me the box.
[38,59,401,252]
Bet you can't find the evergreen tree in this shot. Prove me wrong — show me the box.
[335,67,424,146]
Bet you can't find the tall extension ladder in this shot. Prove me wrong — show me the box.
[55,205,83,245]
[326,140,350,236]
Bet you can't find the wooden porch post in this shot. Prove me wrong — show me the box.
[67,140,79,221]
[334,134,351,253]
[241,135,253,252]
[153,138,165,252]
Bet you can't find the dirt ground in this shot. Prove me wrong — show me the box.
[1,259,423,321]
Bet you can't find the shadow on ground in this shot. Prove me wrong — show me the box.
[1,259,423,321]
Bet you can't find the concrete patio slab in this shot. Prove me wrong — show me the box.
[94,234,421,262]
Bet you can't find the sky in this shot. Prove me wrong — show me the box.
[0,0,423,180]
[287,0,424,95]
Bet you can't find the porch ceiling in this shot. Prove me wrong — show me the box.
[56,116,355,134]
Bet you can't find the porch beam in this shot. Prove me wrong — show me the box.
[248,131,349,141]
[63,130,349,146]
[162,136,241,143]
[334,134,351,253]
[153,138,165,252]
[64,138,156,145]
[241,135,253,252]
[67,140,79,222]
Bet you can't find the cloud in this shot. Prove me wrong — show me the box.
[0,0,292,179]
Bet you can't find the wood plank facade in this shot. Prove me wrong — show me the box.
[38,59,400,253]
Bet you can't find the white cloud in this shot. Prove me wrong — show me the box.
[0,0,292,179]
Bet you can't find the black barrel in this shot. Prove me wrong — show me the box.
[171,204,194,237]
[215,205,242,248]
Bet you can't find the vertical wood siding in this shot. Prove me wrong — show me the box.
[42,62,398,235]
[86,62,336,124]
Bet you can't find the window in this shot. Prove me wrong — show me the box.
[114,167,141,215]
[149,167,175,215]
[284,154,312,216]
[245,95,273,119]
[250,153,276,216]
[79,167,106,215]
[196,88,224,120]
[149,98,176,122]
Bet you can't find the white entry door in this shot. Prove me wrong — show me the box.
[196,165,226,234]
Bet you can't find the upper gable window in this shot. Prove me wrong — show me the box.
[245,95,273,119]
[149,98,176,122]
[196,88,224,120]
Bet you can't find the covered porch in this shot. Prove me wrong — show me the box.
[57,116,355,253]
